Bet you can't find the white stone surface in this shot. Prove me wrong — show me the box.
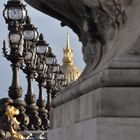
[52,88,140,128]
[49,87,140,140]
[48,118,140,140]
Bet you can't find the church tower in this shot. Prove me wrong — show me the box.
[61,33,81,85]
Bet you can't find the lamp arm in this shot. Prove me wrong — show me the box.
[20,63,25,71]
[34,73,38,81]
[19,52,24,58]
[2,40,10,60]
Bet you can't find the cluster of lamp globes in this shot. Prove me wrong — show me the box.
[3,0,67,96]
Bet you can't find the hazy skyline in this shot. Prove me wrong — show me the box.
[0,0,85,98]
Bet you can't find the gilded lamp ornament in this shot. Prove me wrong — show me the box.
[0,98,24,139]
[5,105,25,139]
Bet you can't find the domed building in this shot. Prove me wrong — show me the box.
[61,33,81,85]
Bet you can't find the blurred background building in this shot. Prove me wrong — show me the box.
[61,33,81,85]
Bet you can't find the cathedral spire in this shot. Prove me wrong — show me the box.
[61,32,81,85]
[63,33,73,64]
[66,32,70,49]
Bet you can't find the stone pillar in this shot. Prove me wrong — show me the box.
[25,0,140,139]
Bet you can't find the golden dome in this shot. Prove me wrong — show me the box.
[61,33,81,85]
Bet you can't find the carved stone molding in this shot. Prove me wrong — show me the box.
[25,0,130,74]
[24,2,140,139]
[25,0,140,100]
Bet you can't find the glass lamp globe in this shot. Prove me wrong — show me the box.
[24,51,37,68]
[45,47,56,65]
[8,23,22,49]
[24,51,33,62]
[56,70,65,80]
[23,16,38,42]
[36,34,48,55]
[37,62,48,74]
[52,63,60,73]
[3,0,27,24]
[9,32,21,44]
[61,79,67,87]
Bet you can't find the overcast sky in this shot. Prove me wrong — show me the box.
[0,0,85,99]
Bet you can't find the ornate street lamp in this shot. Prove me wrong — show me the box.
[44,47,57,125]
[35,34,49,130]
[52,62,60,74]
[36,61,49,130]
[45,68,53,127]
[21,18,41,130]
[2,0,67,131]
[21,49,42,130]
[55,69,66,91]
[5,22,23,100]
[3,0,27,30]
[51,62,61,98]
[2,21,29,130]
[51,62,67,98]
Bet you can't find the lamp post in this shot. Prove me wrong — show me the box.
[55,69,66,92]
[2,0,30,131]
[36,62,49,130]
[44,47,57,125]
[4,21,23,104]
[2,21,29,130]
[21,17,41,130]
[51,62,61,98]
[2,0,67,131]
[35,34,49,130]
[21,50,41,130]
[49,60,67,98]
[44,46,67,125]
